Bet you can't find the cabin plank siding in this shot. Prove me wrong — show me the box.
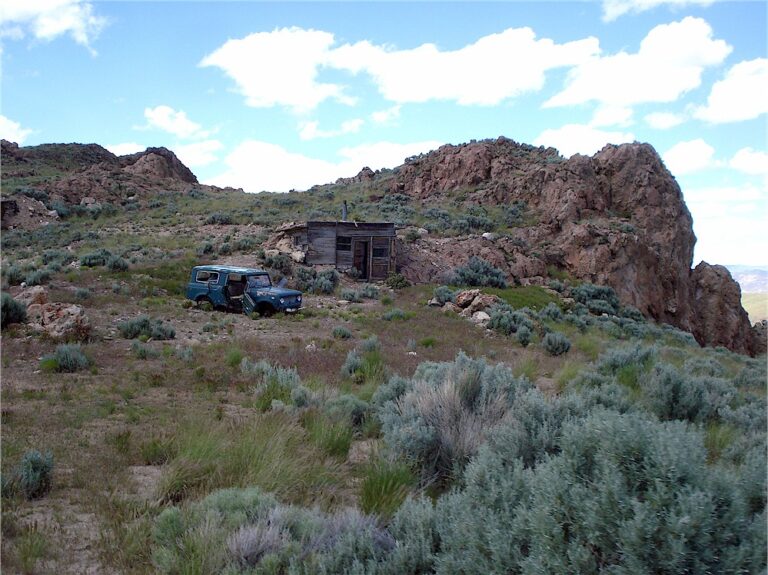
[295,221,396,278]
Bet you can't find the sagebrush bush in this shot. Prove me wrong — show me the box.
[422,411,766,575]
[450,256,507,288]
[487,303,534,336]
[571,282,620,316]
[332,326,352,339]
[205,212,233,225]
[118,315,175,340]
[358,284,380,299]
[516,325,532,347]
[340,288,361,302]
[643,364,735,424]
[537,302,563,321]
[541,331,571,356]
[296,268,340,294]
[16,450,54,500]
[324,394,370,429]
[2,292,27,328]
[106,255,129,272]
[40,344,91,373]
[378,352,531,484]
[241,358,315,411]
[24,268,52,286]
[433,285,456,305]
[80,248,112,267]
[382,308,407,321]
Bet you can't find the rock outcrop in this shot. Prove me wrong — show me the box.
[388,138,755,354]
[2,141,198,209]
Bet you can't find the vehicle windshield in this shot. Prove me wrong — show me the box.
[246,274,271,288]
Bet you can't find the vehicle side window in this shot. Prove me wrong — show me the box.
[196,271,219,283]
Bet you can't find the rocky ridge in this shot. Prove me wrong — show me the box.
[380,138,758,355]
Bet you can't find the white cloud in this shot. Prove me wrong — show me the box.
[105,142,144,156]
[0,115,33,144]
[546,17,731,108]
[175,140,224,168]
[143,105,209,139]
[206,139,442,193]
[329,28,599,106]
[534,124,634,157]
[299,118,364,141]
[602,0,714,22]
[684,183,768,266]
[371,105,401,124]
[201,26,599,113]
[730,147,768,176]
[662,138,716,175]
[694,58,768,123]
[644,111,685,129]
[200,27,352,114]
[0,0,106,52]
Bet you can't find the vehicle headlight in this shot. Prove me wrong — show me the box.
[297,295,302,302]
[280,298,285,304]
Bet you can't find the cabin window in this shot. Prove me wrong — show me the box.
[372,241,389,258]
[336,236,352,251]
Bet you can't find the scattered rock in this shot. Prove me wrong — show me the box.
[28,303,91,341]
[15,285,48,306]
[455,289,482,308]
[471,311,491,325]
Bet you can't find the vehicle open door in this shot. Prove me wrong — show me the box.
[242,292,256,316]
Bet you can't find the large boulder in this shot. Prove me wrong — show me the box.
[690,263,757,355]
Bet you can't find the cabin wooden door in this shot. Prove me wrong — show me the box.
[353,240,369,279]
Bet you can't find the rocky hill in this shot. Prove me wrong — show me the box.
[1,140,200,229]
[0,137,761,355]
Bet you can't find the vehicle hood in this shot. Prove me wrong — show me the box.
[252,287,302,298]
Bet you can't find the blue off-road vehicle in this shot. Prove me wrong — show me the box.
[186,265,302,316]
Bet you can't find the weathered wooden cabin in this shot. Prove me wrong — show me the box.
[283,221,396,281]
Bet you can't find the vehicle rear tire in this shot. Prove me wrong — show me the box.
[196,296,213,311]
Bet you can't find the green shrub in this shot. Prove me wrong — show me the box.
[80,248,112,267]
[541,332,571,356]
[433,285,456,305]
[296,268,340,294]
[378,352,531,485]
[487,303,534,336]
[2,292,27,327]
[340,288,361,302]
[118,315,175,340]
[516,325,532,347]
[40,344,91,372]
[324,394,370,429]
[332,326,352,339]
[106,255,129,272]
[263,253,292,274]
[241,359,314,411]
[24,268,52,286]
[382,308,407,321]
[538,302,563,321]
[131,341,160,360]
[422,411,766,575]
[450,256,507,288]
[205,212,233,225]
[358,284,380,299]
[385,273,410,290]
[572,282,620,315]
[16,450,54,500]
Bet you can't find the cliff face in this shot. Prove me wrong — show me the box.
[389,138,757,355]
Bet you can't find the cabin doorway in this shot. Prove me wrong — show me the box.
[353,240,369,279]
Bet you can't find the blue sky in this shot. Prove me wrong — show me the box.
[1,0,766,266]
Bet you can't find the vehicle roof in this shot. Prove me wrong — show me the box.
[192,265,268,274]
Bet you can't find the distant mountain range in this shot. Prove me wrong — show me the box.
[725,266,768,293]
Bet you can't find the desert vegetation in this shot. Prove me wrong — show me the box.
[1,142,765,573]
